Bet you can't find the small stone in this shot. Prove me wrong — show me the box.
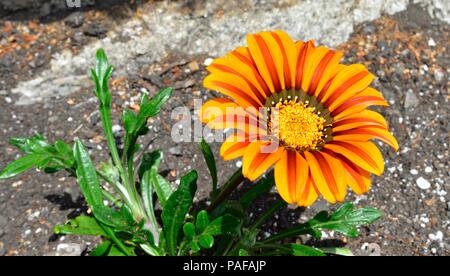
[425,166,433,173]
[427,38,436,47]
[434,71,444,82]
[169,146,182,156]
[404,90,419,109]
[5,97,12,103]
[204,58,213,66]
[64,12,84,28]
[235,160,242,167]
[56,243,82,256]
[416,177,431,190]
[187,61,200,72]
[48,116,58,123]
[112,125,122,135]
[410,169,418,175]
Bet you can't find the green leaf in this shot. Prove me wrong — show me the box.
[90,240,112,256]
[183,222,196,239]
[199,139,217,196]
[98,160,120,184]
[141,170,157,230]
[238,249,250,256]
[240,174,274,209]
[91,48,113,106]
[0,154,49,179]
[289,244,326,256]
[195,210,209,234]
[262,203,383,243]
[73,139,131,230]
[139,151,172,208]
[161,170,197,256]
[133,87,173,135]
[203,214,241,236]
[320,247,354,256]
[153,175,172,208]
[190,240,201,253]
[198,234,214,249]
[138,151,162,180]
[54,216,108,237]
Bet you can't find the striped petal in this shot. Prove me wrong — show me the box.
[204,72,263,108]
[302,46,330,93]
[242,141,285,181]
[247,33,282,93]
[333,126,399,151]
[295,40,315,90]
[209,47,270,100]
[324,141,384,175]
[333,110,388,131]
[199,98,238,123]
[220,131,251,161]
[271,30,298,89]
[305,151,347,203]
[332,87,388,119]
[274,151,310,204]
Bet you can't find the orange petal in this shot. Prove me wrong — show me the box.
[320,64,367,104]
[274,151,293,203]
[209,47,270,100]
[303,151,337,203]
[295,40,315,90]
[297,177,319,207]
[247,33,281,93]
[324,141,384,175]
[199,98,238,123]
[332,88,388,119]
[204,73,263,108]
[314,54,344,97]
[302,46,329,93]
[220,132,251,161]
[242,141,284,181]
[333,110,388,131]
[325,69,374,111]
[332,127,399,151]
[338,154,371,194]
[271,31,298,89]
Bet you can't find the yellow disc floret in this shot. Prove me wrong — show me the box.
[272,100,325,151]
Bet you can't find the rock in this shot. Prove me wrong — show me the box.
[56,243,82,256]
[65,12,84,28]
[187,61,200,72]
[404,90,419,109]
[83,24,107,38]
[434,71,444,82]
[169,146,182,156]
[416,177,431,190]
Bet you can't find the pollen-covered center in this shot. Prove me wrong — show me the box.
[274,100,325,151]
[265,89,333,152]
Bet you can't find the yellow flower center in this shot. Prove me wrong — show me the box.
[273,100,325,151]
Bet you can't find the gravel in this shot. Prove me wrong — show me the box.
[0,1,448,256]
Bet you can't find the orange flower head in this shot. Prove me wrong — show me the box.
[200,30,398,206]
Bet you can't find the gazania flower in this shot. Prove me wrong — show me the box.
[200,30,398,206]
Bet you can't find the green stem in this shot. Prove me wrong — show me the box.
[206,168,244,212]
[99,105,144,222]
[100,224,134,256]
[249,200,286,232]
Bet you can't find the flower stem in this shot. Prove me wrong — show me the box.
[206,168,244,212]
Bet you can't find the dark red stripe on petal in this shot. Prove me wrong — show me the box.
[255,34,282,92]
[271,32,292,89]
[331,96,386,116]
[308,50,334,94]
[324,71,369,107]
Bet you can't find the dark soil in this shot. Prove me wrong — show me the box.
[0,3,448,256]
